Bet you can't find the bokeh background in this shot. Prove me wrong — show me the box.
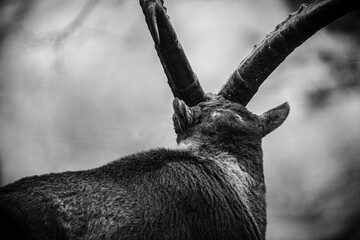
[0,0,359,239]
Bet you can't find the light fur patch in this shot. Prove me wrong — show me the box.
[214,153,254,202]
[211,111,221,118]
[235,114,244,122]
[214,152,262,238]
[176,140,199,150]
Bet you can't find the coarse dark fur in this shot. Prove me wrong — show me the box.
[0,95,289,240]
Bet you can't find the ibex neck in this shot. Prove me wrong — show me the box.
[179,138,266,238]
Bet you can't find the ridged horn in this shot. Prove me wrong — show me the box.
[219,0,360,106]
[140,0,207,107]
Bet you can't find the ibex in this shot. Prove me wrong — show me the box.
[0,0,358,239]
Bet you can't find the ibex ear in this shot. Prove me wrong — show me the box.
[259,102,290,137]
[173,98,194,135]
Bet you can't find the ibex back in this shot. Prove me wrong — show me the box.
[0,0,358,239]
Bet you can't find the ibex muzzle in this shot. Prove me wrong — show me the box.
[0,0,358,239]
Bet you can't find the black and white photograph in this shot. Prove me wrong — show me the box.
[0,0,359,239]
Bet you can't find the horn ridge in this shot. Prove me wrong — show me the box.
[140,0,206,107]
[219,0,360,106]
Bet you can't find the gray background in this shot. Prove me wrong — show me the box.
[0,0,359,239]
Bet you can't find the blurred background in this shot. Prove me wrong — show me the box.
[0,0,359,239]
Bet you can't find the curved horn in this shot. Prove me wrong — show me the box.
[140,0,206,107]
[219,0,360,106]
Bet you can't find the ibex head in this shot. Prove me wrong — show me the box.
[141,0,358,147]
[173,95,289,145]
